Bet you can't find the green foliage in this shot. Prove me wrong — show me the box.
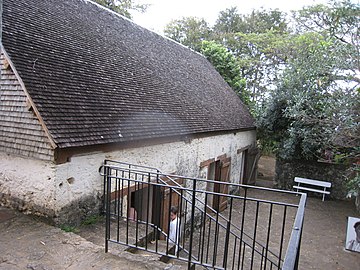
[60,225,79,233]
[94,0,148,19]
[213,7,288,35]
[293,0,359,82]
[200,41,249,104]
[258,31,359,161]
[81,215,102,226]
[346,164,360,198]
[163,1,359,165]
[164,17,211,51]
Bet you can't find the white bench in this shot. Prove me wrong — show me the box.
[293,177,331,201]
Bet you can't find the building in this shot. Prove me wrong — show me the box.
[0,0,256,224]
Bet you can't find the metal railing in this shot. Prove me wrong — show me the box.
[99,160,306,270]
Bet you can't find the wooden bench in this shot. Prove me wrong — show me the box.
[293,177,331,201]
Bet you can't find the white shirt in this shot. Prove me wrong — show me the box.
[169,217,180,245]
[346,239,360,252]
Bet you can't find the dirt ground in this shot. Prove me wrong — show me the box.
[0,207,178,270]
[256,156,360,269]
[0,156,359,269]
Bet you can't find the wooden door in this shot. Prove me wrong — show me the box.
[243,147,260,184]
[213,158,231,212]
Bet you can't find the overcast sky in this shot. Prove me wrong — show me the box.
[132,0,332,33]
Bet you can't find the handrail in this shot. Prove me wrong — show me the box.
[101,159,301,195]
[101,161,288,266]
[105,170,283,266]
[158,173,285,263]
[282,193,307,270]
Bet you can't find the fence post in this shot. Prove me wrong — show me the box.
[105,166,111,253]
[223,197,233,268]
[188,178,197,269]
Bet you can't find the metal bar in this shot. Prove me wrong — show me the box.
[206,218,211,264]
[282,194,306,270]
[139,174,144,242]
[102,161,107,215]
[238,188,247,267]
[116,170,121,242]
[223,197,233,268]
[213,202,220,267]
[167,186,173,254]
[232,236,237,270]
[294,218,304,270]
[278,205,288,268]
[135,173,139,247]
[264,204,273,269]
[155,172,160,253]
[241,241,246,269]
[200,192,208,264]
[183,198,188,249]
[145,173,151,250]
[126,177,130,245]
[114,170,118,215]
[197,199,203,260]
[178,188,184,258]
[250,201,260,269]
[188,178,197,269]
[260,246,265,269]
[121,170,124,217]
[105,166,112,253]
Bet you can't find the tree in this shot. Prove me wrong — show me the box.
[213,7,244,35]
[258,32,359,161]
[213,7,288,35]
[200,41,248,104]
[94,0,148,19]
[293,0,360,83]
[164,17,211,51]
[212,8,290,106]
[163,8,290,106]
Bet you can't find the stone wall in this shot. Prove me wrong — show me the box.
[0,130,256,225]
[275,159,352,200]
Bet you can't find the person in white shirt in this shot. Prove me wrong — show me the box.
[346,221,360,252]
[169,206,180,253]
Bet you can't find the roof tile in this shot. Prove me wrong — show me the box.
[2,0,255,148]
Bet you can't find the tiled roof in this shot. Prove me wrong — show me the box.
[2,0,255,148]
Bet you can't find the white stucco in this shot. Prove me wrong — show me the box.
[0,152,56,214]
[0,130,256,218]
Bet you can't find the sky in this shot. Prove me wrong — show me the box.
[132,0,331,33]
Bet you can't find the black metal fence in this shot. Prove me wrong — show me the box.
[99,160,306,270]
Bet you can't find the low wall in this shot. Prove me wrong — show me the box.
[275,159,351,200]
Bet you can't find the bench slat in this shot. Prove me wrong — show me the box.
[293,186,330,194]
[294,177,331,188]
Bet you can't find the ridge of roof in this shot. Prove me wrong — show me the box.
[2,0,255,149]
[85,0,205,58]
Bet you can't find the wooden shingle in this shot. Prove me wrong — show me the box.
[2,0,256,149]
[0,53,54,160]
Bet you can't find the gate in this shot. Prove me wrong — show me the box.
[100,160,306,270]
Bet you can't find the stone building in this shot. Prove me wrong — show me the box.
[0,0,256,224]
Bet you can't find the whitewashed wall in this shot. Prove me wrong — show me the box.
[0,130,255,222]
[0,152,56,215]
